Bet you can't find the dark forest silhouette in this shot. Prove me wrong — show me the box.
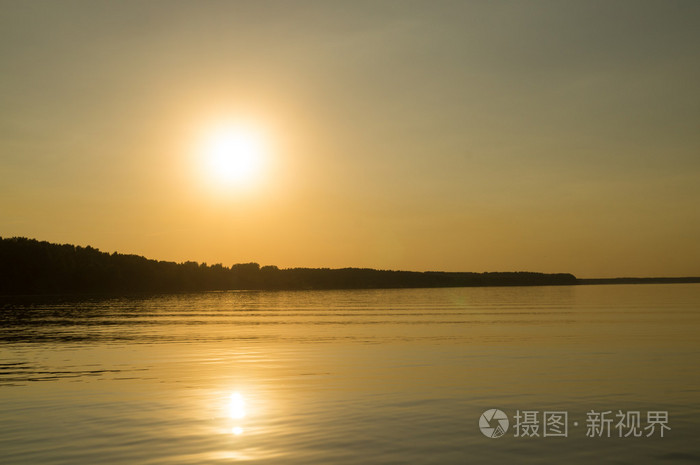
[0,237,581,295]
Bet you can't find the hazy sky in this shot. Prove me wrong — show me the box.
[1,1,699,278]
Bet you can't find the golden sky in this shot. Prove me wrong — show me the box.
[1,1,699,278]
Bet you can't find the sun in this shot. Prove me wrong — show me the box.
[198,122,268,189]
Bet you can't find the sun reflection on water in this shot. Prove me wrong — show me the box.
[227,391,247,436]
[229,392,246,419]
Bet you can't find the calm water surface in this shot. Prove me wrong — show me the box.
[1,284,699,464]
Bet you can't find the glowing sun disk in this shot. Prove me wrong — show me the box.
[200,124,267,187]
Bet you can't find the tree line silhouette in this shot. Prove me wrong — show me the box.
[0,237,578,295]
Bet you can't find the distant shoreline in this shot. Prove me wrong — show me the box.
[577,277,700,285]
[1,237,699,296]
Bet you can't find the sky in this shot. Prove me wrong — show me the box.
[1,1,699,278]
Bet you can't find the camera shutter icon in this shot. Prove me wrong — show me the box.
[480,409,509,438]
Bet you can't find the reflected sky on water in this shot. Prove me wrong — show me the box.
[1,285,700,464]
